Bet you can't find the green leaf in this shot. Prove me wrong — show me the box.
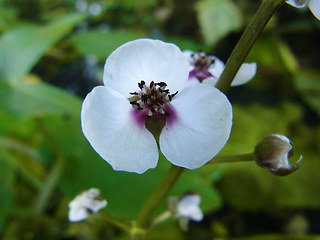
[0,80,81,118]
[195,0,242,46]
[276,39,299,74]
[0,156,15,232]
[71,29,148,60]
[0,13,86,83]
[293,69,320,116]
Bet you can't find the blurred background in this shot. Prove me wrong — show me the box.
[0,0,320,239]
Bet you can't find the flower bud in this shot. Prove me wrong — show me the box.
[254,134,303,176]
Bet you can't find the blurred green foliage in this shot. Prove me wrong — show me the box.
[0,0,319,239]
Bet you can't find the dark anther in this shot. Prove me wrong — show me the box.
[163,89,170,94]
[138,80,145,89]
[171,91,178,97]
[151,107,156,113]
[149,81,154,88]
[130,92,139,95]
[191,53,194,57]
[130,100,137,105]
[210,59,215,64]
[157,100,164,105]
[151,89,155,96]
[157,82,167,87]
[169,91,178,101]
[141,94,148,103]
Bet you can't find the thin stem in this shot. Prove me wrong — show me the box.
[151,211,172,228]
[0,137,38,159]
[0,149,43,190]
[215,0,284,93]
[35,154,65,213]
[132,165,184,239]
[207,153,256,164]
[100,211,132,232]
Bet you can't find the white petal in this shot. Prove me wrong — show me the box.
[178,195,200,211]
[202,77,218,86]
[286,0,308,8]
[231,62,257,86]
[103,39,189,98]
[183,50,195,59]
[208,56,225,79]
[160,84,232,169]
[68,207,89,222]
[85,199,107,213]
[177,195,203,221]
[81,86,158,174]
[309,0,320,20]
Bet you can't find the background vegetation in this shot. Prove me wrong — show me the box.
[0,0,319,239]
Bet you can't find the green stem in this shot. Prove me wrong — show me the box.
[0,149,43,190]
[35,154,65,213]
[132,165,184,239]
[100,211,132,232]
[208,153,255,164]
[215,0,284,93]
[0,137,38,159]
[151,211,172,228]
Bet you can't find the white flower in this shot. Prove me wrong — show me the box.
[68,188,107,222]
[254,134,303,176]
[286,0,320,20]
[81,39,233,174]
[175,194,203,221]
[169,193,203,230]
[183,50,257,87]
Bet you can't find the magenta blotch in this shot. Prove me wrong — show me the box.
[189,69,214,82]
[131,104,178,129]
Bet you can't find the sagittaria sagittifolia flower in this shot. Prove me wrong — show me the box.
[183,50,257,86]
[81,39,232,174]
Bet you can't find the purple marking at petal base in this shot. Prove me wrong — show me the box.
[131,109,148,128]
[130,105,178,129]
[189,69,213,82]
[163,104,178,128]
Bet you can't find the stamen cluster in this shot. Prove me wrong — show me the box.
[130,80,178,117]
[190,52,215,71]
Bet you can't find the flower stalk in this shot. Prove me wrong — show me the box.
[100,211,132,232]
[131,165,184,239]
[215,0,284,93]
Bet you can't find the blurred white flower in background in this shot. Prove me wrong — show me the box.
[183,50,257,87]
[169,192,203,230]
[68,188,107,222]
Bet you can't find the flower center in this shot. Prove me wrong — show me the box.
[129,80,178,118]
[191,52,215,70]
[189,52,215,82]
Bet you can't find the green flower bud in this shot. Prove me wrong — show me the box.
[254,134,303,176]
